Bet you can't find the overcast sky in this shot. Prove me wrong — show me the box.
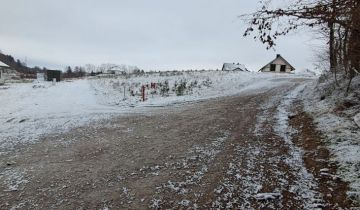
[0,0,322,71]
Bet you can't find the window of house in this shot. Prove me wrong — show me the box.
[270,64,276,71]
[280,65,286,72]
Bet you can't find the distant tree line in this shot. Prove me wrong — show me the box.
[0,50,147,79]
[241,0,360,92]
[63,63,145,78]
[62,66,86,78]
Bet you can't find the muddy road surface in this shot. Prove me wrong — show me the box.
[0,80,354,209]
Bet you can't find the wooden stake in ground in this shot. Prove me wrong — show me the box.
[142,85,146,102]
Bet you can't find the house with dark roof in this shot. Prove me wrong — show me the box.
[259,54,295,73]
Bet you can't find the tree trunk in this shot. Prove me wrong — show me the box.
[337,29,342,68]
[346,2,360,93]
[343,27,349,74]
[330,0,339,86]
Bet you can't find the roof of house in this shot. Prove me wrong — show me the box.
[222,63,249,71]
[259,54,295,72]
[0,61,9,67]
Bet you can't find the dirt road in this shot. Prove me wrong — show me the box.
[0,80,354,209]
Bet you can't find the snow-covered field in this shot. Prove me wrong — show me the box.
[0,71,309,154]
[302,74,360,203]
[0,80,124,154]
[89,71,297,107]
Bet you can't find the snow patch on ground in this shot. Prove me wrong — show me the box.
[0,168,29,192]
[354,113,360,128]
[254,192,282,201]
[149,198,162,209]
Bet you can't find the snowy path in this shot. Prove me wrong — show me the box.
[1,79,354,209]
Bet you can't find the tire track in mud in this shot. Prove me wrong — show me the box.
[241,83,354,209]
[289,101,354,209]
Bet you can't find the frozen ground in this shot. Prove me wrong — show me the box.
[1,77,355,209]
[301,74,360,203]
[0,71,306,154]
[2,70,356,209]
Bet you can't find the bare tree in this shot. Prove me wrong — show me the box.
[84,64,97,73]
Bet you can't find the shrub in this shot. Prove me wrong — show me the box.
[160,81,170,96]
[176,80,187,96]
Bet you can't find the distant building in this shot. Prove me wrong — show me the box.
[0,61,7,84]
[46,70,61,82]
[259,54,295,73]
[222,63,249,71]
[0,61,10,80]
[106,67,126,75]
[0,61,20,82]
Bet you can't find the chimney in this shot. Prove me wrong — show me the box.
[276,54,281,58]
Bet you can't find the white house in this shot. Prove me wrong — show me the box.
[222,63,249,71]
[0,61,10,82]
[259,54,295,73]
[0,61,20,83]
